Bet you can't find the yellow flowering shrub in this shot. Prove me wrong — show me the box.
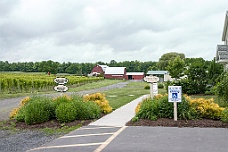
[10,97,30,119]
[154,94,167,100]
[20,97,30,106]
[9,108,20,119]
[135,102,141,114]
[52,94,72,102]
[188,97,224,119]
[83,93,112,114]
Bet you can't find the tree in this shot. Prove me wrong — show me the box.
[186,58,207,94]
[156,52,185,70]
[109,60,117,66]
[207,58,223,85]
[65,63,81,74]
[216,71,228,102]
[167,56,185,80]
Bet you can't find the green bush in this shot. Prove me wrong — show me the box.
[73,100,100,120]
[157,95,173,119]
[221,108,228,123]
[136,98,159,120]
[55,102,77,123]
[15,106,26,122]
[216,72,228,102]
[158,83,164,89]
[136,95,199,120]
[55,100,101,123]
[24,97,52,125]
[144,85,150,90]
[167,79,206,95]
[177,96,199,120]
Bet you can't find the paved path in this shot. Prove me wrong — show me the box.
[27,94,228,152]
[89,95,149,126]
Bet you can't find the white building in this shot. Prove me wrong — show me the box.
[216,11,228,71]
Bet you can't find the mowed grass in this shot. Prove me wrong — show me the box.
[104,81,150,110]
[69,79,124,92]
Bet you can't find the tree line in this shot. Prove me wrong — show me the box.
[0,60,157,75]
[0,52,223,80]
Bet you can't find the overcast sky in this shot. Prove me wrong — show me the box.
[0,0,227,63]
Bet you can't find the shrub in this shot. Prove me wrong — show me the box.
[188,97,224,120]
[10,97,30,119]
[135,94,218,120]
[55,99,101,123]
[144,85,150,90]
[10,108,19,119]
[156,95,173,119]
[73,100,100,120]
[51,94,74,119]
[158,83,164,89]
[84,101,101,119]
[135,102,141,114]
[178,96,198,120]
[20,97,30,106]
[55,102,77,123]
[167,78,206,95]
[52,94,72,105]
[83,93,112,114]
[221,108,228,123]
[24,97,52,125]
[15,106,26,122]
[132,116,139,122]
[136,98,159,120]
[216,72,228,102]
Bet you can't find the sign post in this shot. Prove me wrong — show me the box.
[54,77,68,96]
[144,75,159,99]
[168,86,182,121]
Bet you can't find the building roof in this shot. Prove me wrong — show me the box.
[126,72,144,75]
[147,71,169,75]
[99,65,109,72]
[222,11,228,41]
[105,67,126,75]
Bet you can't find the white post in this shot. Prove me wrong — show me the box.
[150,82,154,99]
[174,102,177,121]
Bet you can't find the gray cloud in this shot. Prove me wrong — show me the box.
[0,0,228,63]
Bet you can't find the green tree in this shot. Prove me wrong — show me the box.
[156,52,185,70]
[186,58,207,94]
[65,63,81,74]
[207,58,223,85]
[167,56,185,80]
[216,71,228,102]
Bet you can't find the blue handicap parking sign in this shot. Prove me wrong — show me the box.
[172,93,178,99]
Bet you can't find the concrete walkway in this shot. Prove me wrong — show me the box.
[89,94,149,127]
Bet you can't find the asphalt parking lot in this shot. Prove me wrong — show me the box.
[27,125,228,152]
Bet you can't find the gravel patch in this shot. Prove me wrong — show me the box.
[0,130,59,152]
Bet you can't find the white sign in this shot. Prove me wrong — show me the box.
[54,85,68,92]
[144,76,159,83]
[168,86,182,102]
[153,83,158,95]
[54,78,68,85]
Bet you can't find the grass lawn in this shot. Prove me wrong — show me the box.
[104,81,150,110]
[69,79,124,92]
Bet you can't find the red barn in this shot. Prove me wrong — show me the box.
[126,72,144,80]
[104,67,126,79]
[89,65,108,76]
